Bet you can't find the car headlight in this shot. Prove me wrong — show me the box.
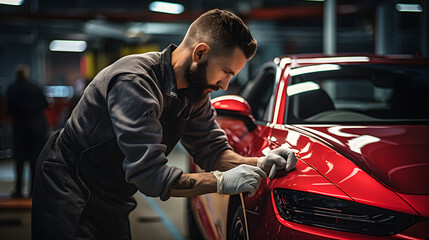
[273,189,417,236]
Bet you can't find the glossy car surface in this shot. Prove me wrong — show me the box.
[189,55,429,240]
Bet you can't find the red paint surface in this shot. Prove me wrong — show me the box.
[190,55,429,239]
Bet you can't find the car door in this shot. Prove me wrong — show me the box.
[224,63,284,238]
[223,63,278,155]
[189,63,280,240]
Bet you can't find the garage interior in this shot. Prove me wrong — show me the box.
[0,0,427,239]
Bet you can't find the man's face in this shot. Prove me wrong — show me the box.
[186,47,247,106]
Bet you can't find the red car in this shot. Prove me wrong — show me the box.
[188,55,429,240]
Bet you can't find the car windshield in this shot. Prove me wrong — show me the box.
[285,63,429,124]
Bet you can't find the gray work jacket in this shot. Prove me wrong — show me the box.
[60,44,231,201]
[32,44,232,240]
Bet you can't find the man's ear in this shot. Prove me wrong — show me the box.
[192,43,209,63]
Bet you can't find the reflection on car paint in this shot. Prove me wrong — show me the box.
[347,135,380,154]
[338,167,361,184]
[190,56,429,239]
[285,130,300,146]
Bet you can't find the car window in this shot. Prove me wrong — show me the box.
[242,66,276,122]
[284,63,429,124]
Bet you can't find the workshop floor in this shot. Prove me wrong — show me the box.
[0,144,192,240]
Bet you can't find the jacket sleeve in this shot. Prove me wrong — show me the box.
[107,73,183,201]
[180,98,233,171]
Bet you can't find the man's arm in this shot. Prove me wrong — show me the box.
[213,149,258,171]
[169,146,298,197]
[169,149,259,197]
[169,172,217,197]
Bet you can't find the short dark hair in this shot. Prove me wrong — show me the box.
[185,9,257,60]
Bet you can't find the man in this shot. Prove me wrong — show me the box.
[6,64,48,198]
[32,9,296,240]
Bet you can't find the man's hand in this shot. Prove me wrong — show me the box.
[257,147,297,179]
[212,164,267,197]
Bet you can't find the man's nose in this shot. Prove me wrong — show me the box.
[218,77,231,90]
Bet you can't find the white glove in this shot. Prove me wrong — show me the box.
[257,147,297,179]
[212,164,267,197]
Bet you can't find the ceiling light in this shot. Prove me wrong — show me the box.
[0,0,24,6]
[45,86,74,98]
[49,40,87,52]
[396,3,423,12]
[149,1,184,15]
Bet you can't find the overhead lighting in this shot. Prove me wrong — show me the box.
[127,22,189,35]
[45,86,74,98]
[84,20,128,40]
[287,81,320,96]
[0,0,24,6]
[396,3,423,12]
[49,40,87,52]
[149,1,184,15]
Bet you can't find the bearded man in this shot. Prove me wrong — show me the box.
[32,9,296,240]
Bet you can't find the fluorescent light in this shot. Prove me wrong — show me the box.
[290,64,341,76]
[149,1,184,15]
[49,40,87,52]
[0,0,23,6]
[127,22,189,35]
[287,81,320,96]
[45,86,74,98]
[396,3,423,12]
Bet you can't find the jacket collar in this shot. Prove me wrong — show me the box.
[160,44,191,117]
[160,44,180,99]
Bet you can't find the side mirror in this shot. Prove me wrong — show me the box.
[211,95,257,131]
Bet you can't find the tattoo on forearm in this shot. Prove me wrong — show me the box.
[172,175,196,189]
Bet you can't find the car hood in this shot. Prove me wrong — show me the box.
[293,125,429,195]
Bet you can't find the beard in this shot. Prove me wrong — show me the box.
[185,60,219,107]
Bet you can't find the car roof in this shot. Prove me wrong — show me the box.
[274,54,429,68]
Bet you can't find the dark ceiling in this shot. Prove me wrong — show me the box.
[0,0,381,22]
[0,0,423,55]
[0,0,382,40]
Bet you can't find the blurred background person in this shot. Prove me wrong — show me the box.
[6,64,49,198]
